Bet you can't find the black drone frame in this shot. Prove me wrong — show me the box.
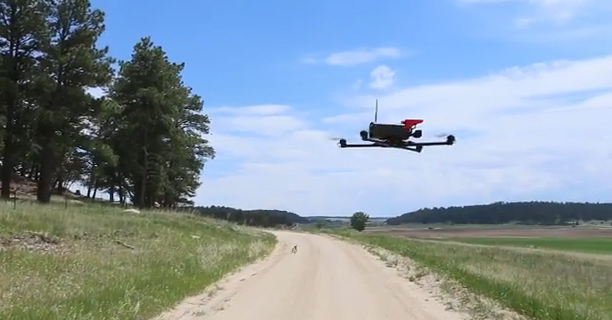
[338,134,455,153]
[336,99,456,152]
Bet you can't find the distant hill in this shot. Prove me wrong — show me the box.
[386,201,612,226]
[190,205,310,227]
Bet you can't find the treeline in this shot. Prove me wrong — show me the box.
[386,201,612,225]
[188,205,310,228]
[0,0,214,208]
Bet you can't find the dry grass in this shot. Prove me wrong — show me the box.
[0,201,275,320]
[362,243,526,320]
[335,230,612,320]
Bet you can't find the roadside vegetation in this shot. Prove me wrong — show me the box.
[333,229,612,320]
[0,201,276,320]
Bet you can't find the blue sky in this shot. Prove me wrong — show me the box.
[88,0,612,217]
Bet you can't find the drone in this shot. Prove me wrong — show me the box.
[335,100,456,153]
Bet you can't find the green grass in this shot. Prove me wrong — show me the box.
[0,201,276,320]
[446,237,612,255]
[334,229,612,320]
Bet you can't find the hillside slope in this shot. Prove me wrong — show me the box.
[0,201,275,319]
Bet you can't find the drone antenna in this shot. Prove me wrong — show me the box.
[374,99,378,123]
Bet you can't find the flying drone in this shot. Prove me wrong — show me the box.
[335,100,456,153]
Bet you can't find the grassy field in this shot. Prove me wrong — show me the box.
[445,237,612,255]
[0,201,276,320]
[334,229,612,320]
[367,223,612,238]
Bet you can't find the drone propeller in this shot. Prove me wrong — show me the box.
[434,133,457,144]
[419,132,458,144]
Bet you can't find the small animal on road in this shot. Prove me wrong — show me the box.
[291,245,298,254]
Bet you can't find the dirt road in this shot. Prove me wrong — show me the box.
[154,231,467,320]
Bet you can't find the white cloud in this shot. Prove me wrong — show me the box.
[369,65,396,90]
[517,0,592,25]
[529,0,591,20]
[458,0,612,38]
[461,0,591,18]
[303,47,404,66]
[210,104,290,116]
[197,55,612,217]
[214,114,307,137]
[209,104,310,136]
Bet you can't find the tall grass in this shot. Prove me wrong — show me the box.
[0,201,275,320]
[335,230,612,320]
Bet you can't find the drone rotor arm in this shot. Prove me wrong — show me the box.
[339,143,384,148]
[408,141,450,146]
[407,135,456,146]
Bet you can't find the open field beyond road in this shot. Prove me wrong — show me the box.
[156,231,473,320]
[0,201,275,320]
[335,229,612,320]
[443,237,612,254]
[367,224,612,254]
[367,224,612,238]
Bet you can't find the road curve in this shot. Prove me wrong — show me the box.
[155,231,466,320]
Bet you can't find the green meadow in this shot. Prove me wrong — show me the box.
[446,237,612,254]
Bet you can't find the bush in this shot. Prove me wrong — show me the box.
[350,211,369,231]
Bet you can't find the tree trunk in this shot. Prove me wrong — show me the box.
[139,172,147,208]
[146,177,155,208]
[137,126,148,209]
[1,114,15,199]
[1,35,19,199]
[86,166,96,198]
[36,145,56,203]
[127,188,134,205]
[118,172,125,204]
[0,150,14,199]
[56,176,65,194]
[108,185,115,202]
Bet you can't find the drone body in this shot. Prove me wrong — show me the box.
[337,101,455,153]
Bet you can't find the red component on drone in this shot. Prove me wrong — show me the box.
[402,119,424,130]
